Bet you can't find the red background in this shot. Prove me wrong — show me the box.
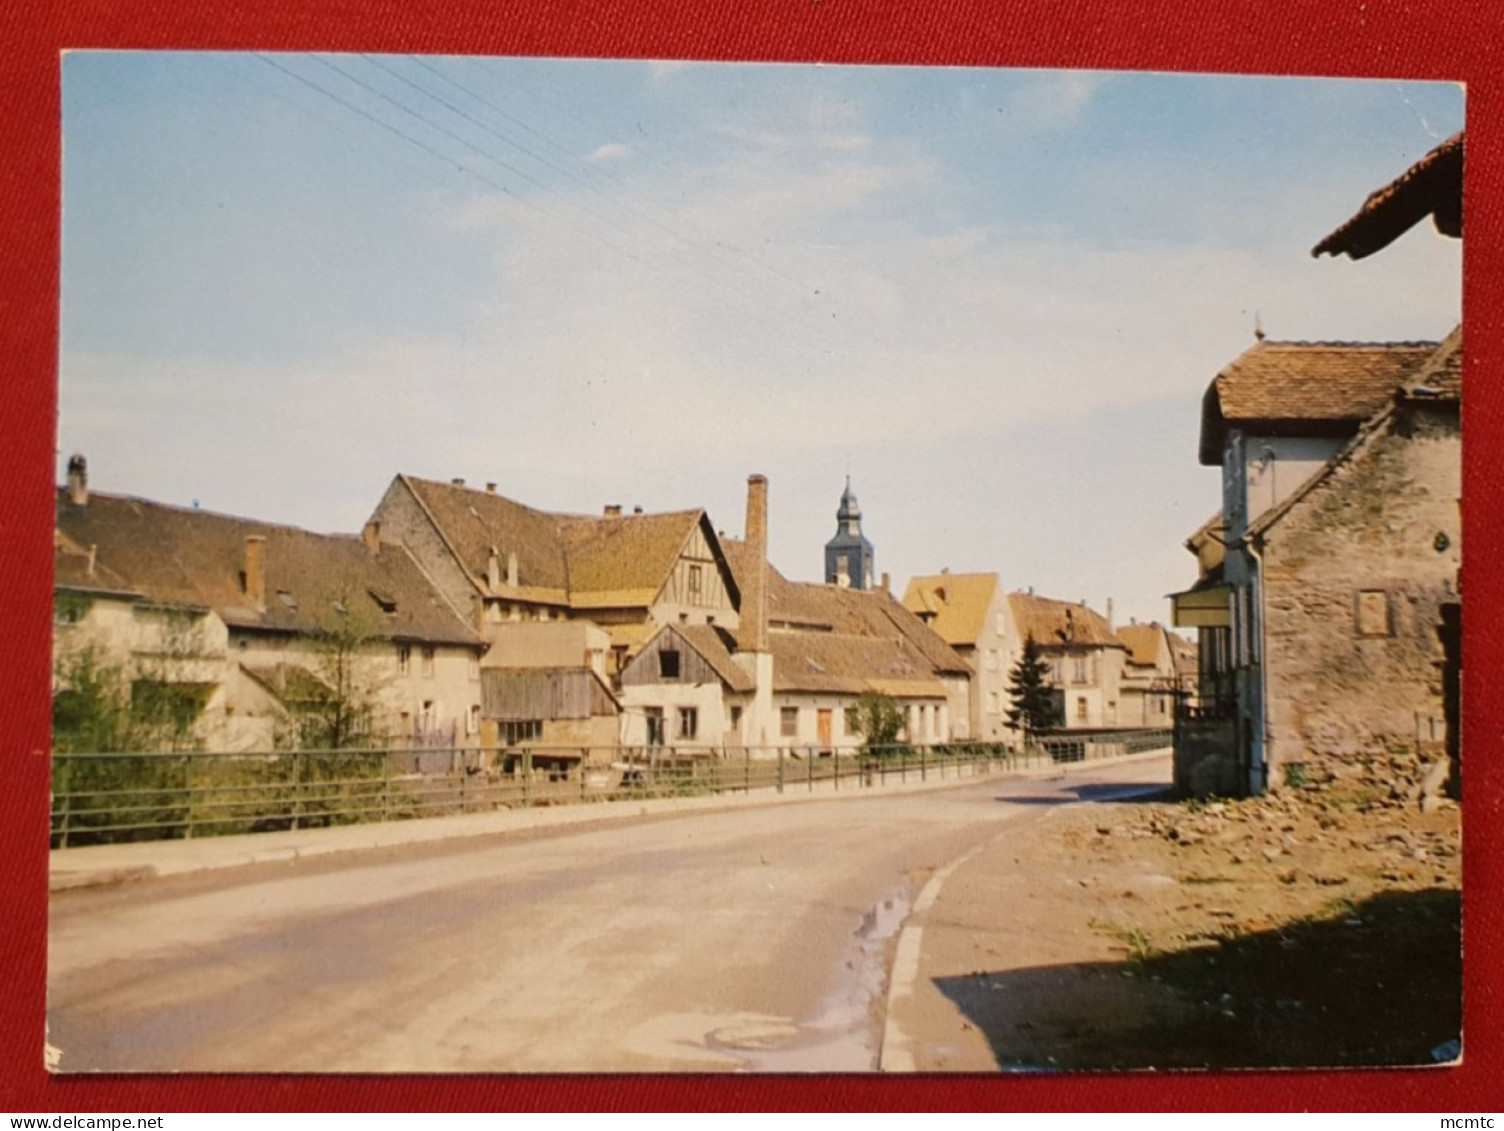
[3,0,1501,1112]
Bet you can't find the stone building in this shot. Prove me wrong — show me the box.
[1246,332,1460,787]
[54,459,486,753]
[1173,130,1464,797]
[1186,336,1451,793]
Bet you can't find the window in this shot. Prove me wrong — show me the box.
[678,707,698,740]
[844,706,859,734]
[1072,656,1089,685]
[421,646,435,677]
[54,593,90,625]
[397,645,411,674]
[1356,590,1391,637]
[468,704,480,735]
[730,705,743,729]
[659,650,681,679]
[502,719,542,746]
[645,707,665,747]
[780,706,799,738]
[1076,696,1088,723]
[688,564,703,603]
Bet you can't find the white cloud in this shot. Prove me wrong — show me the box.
[588,142,630,165]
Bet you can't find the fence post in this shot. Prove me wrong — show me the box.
[777,747,784,794]
[460,759,467,814]
[921,745,927,781]
[807,749,813,792]
[382,750,391,822]
[744,746,751,794]
[523,750,533,808]
[292,752,303,831]
[581,752,588,803]
[57,757,70,850]
[184,754,195,840]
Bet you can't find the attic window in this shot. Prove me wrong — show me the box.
[276,590,298,611]
[369,588,398,614]
[659,650,681,679]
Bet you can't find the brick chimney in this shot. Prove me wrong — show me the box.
[487,547,502,591]
[506,550,519,589]
[244,535,267,609]
[743,475,769,652]
[66,454,88,506]
[362,520,381,554]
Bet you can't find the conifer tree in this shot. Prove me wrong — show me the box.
[1006,634,1061,745]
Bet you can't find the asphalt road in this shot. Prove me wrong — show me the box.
[48,755,1170,1073]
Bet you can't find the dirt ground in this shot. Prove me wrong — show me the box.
[908,775,1462,1071]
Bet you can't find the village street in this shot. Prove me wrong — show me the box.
[48,755,1168,1073]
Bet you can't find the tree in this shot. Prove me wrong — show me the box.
[848,692,907,755]
[1006,634,1061,746]
[52,606,212,754]
[277,581,388,751]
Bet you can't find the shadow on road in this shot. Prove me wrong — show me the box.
[931,888,1460,1071]
[997,782,1171,806]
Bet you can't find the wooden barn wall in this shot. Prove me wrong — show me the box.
[621,630,724,687]
[483,669,615,720]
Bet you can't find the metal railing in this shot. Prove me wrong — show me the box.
[50,731,1171,848]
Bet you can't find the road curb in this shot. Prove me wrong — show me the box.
[875,773,1174,1072]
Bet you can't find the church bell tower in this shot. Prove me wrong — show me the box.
[824,478,875,589]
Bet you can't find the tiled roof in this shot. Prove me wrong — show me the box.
[1403,326,1462,401]
[1313,132,1463,260]
[1117,623,1168,668]
[901,573,1001,647]
[560,509,706,602]
[399,475,718,609]
[672,624,756,693]
[766,632,948,698]
[404,476,570,592]
[54,529,140,598]
[56,490,483,648]
[1008,592,1123,650]
[718,537,969,694]
[1199,340,1438,464]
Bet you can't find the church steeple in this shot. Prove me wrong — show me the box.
[824,477,875,589]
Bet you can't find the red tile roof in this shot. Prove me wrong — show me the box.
[1313,132,1463,260]
[1008,592,1123,651]
[1199,340,1438,464]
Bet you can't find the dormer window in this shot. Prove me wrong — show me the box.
[369,588,398,614]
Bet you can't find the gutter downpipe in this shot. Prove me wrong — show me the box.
[1247,532,1271,796]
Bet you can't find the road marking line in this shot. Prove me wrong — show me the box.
[879,840,987,1071]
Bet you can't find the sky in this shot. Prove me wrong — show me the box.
[59,54,1464,627]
